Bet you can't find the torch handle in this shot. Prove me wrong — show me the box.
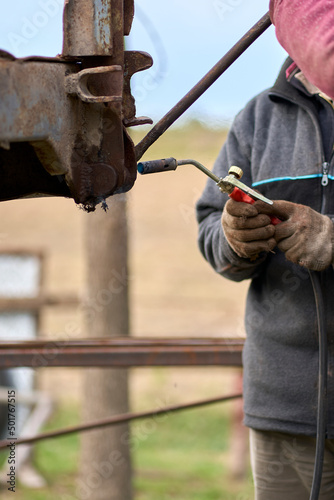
[230,187,281,225]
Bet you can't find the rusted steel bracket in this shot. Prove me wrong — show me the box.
[0,337,244,368]
[0,0,153,211]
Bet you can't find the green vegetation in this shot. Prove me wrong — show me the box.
[0,401,253,499]
[133,405,253,500]
[0,404,79,500]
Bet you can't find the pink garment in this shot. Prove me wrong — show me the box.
[270,0,334,99]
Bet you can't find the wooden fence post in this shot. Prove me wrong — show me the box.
[78,194,132,500]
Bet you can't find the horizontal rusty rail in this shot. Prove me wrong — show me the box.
[0,337,244,368]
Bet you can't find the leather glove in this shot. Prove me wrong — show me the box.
[222,198,276,259]
[259,200,334,271]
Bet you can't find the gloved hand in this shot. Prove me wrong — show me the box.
[258,200,334,271]
[222,198,276,259]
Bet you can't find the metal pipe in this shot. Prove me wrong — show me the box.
[177,159,220,183]
[135,12,272,160]
[0,393,242,449]
[0,337,244,368]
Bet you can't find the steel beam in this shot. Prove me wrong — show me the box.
[0,337,244,368]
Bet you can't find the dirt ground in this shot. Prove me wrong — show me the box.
[0,123,249,408]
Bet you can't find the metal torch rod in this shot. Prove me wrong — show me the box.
[177,159,220,183]
[137,157,273,205]
[135,12,272,161]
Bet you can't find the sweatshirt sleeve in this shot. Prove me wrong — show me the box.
[195,113,269,283]
[270,0,334,100]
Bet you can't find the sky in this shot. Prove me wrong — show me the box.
[0,0,287,127]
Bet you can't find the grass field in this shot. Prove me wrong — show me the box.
[0,122,251,499]
[0,401,254,500]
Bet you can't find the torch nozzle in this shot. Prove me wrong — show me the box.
[137,157,178,174]
[137,158,273,205]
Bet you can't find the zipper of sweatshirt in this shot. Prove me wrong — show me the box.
[321,161,329,187]
[269,91,329,214]
[321,161,330,214]
[319,97,334,212]
[318,95,334,210]
[294,106,329,213]
[292,99,329,214]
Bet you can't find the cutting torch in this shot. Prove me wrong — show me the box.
[137,157,281,225]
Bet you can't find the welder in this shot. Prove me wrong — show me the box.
[270,0,334,102]
[196,9,334,498]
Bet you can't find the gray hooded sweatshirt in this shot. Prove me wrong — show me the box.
[196,58,334,437]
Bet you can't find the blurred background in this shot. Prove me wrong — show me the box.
[0,1,288,498]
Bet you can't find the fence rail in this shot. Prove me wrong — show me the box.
[0,337,244,368]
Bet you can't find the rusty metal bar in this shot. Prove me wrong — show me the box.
[63,0,114,57]
[135,12,272,161]
[0,392,242,450]
[0,337,244,368]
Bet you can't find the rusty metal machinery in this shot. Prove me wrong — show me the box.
[0,5,271,211]
[0,0,153,211]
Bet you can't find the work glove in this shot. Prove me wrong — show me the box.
[259,200,334,271]
[222,198,276,259]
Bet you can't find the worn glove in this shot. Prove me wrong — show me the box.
[259,200,334,271]
[222,198,276,259]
